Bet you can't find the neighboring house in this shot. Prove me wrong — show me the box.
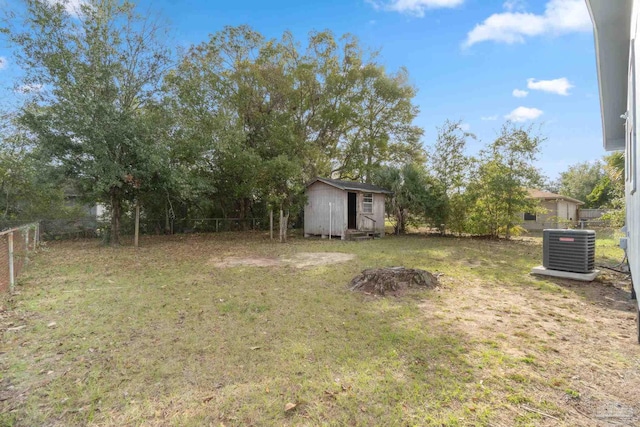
[586,0,640,340]
[521,189,584,231]
[304,177,392,240]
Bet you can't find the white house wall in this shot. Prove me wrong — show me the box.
[627,0,640,303]
[304,182,347,237]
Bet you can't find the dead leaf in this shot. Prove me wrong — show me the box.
[250,346,261,350]
[47,322,57,328]
[203,396,214,403]
[284,402,297,412]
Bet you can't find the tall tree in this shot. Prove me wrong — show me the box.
[430,119,474,195]
[372,164,445,234]
[466,123,544,239]
[556,161,604,207]
[429,119,474,233]
[6,0,172,244]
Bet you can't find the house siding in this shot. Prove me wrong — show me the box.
[627,0,640,305]
[521,199,580,231]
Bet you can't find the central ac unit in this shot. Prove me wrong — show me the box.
[543,229,596,274]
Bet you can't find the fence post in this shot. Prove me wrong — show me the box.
[35,223,39,249]
[8,232,14,292]
[24,228,29,263]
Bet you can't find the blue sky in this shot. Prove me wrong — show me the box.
[0,0,603,180]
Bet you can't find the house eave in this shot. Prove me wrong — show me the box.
[586,0,633,152]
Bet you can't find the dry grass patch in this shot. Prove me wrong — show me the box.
[0,231,638,426]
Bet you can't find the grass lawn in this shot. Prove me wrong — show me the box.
[1,231,639,426]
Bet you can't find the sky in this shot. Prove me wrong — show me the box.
[0,0,605,180]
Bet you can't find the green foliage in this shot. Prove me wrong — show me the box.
[6,0,172,244]
[556,161,604,208]
[372,164,446,234]
[0,115,83,221]
[466,123,544,239]
[429,119,475,233]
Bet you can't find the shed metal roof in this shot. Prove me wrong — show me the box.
[307,177,393,194]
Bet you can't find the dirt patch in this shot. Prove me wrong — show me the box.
[211,252,355,269]
[423,272,640,426]
[350,267,439,296]
[281,252,355,268]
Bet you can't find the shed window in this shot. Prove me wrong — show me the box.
[363,193,373,213]
[524,212,536,221]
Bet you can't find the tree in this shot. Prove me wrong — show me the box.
[429,119,474,233]
[338,65,424,182]
[430,119,474,195]
[6,0,172,245]
[372,164,445,234]
[556,161,604,208]
[0,114,79,220]
[466,123,544,239]
[165,26,425,237]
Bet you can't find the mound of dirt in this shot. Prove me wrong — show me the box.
[349,267,439,296]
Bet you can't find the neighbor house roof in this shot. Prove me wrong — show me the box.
[527,189,584,205]
[307,177,393,194]
[586,0,633,151]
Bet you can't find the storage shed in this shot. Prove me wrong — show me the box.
[304,178,392,240]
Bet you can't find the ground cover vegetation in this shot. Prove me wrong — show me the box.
[1,232,638,426]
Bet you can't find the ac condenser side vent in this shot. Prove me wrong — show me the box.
[543,229,595,274]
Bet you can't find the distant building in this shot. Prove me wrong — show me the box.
[521,189,584,231]
[304,178,392,240]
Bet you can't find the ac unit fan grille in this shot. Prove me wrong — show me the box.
[543,229,596,274]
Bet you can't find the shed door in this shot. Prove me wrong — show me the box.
[348,192,357,229]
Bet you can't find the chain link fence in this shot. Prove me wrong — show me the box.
[0,222,40,293]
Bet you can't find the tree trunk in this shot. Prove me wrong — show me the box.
[109,186,122,246]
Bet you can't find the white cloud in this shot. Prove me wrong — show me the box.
[367,0,464,17]
[512,89,529,98]
[460,122,471,131]
[0,57,7,70]
[527,77,573,95]
[505,106,543,122]
[481,115,498,121]
[45,0,88,16]
[463,0,591,47]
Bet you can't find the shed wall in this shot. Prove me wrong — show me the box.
[356,192,386,234]
[304,182,347,237]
